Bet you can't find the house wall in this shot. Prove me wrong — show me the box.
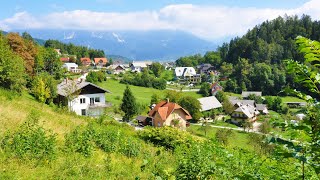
[152,109,188,130]
[231,112,256,123]
[68,93,105,116]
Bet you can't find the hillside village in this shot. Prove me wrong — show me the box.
[0,14,319,179]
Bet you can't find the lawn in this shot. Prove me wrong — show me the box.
[97,79,202,106]
[187,124,255,151]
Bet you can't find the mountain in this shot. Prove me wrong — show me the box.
[14,29,218,61]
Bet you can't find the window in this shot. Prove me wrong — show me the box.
[90,98,94,105]
[95,97,100,102]
[80,98,86,104]
[81,109,86,116]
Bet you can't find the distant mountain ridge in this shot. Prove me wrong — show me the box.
[14,29,219,61]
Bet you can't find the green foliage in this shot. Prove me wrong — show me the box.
[178,96,202,121]
[0,34,26,94]
[1,110,57,161]
[44,39,105,59]
[215,129,234,146]
[138,126,197,150]
[120,86,138,121]
[150,62,164,77]
[31,72,57,103]
[175,142,215,179]
[86,71,106,83]
[120,71,167,90]
[198,82,211,97]
[150,93,160,105]
[222,99,234,114]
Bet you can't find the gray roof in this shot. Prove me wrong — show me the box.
[198,96,222,112]
[234,104,260,118]
[230,99,255,107]
[57,80,110,97]
[241,91,262,98]
[256,104,267,111]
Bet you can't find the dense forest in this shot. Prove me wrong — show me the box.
[176,15,320,98]
[44,39,105,60]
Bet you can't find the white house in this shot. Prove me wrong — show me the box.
[56,79,111,117]
[130,61,152,72]
[63,63,81,73]
[175,67,197,78]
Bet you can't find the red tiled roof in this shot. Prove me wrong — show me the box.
[94,58,108,64]
[81,57,91,63]
[60,57,69,62]
[148,101,192,120]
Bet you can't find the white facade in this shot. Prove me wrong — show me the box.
[175,67,197,77]
[63,63,81,73]
[69,93,106,116]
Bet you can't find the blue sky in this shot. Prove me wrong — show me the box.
[0,0,318,41]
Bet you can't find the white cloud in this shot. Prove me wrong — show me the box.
[1,0,320,41]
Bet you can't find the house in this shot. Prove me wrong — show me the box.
[81,58,91,66]
[229,98,256,107]
[231,104,260,124]
[175,67,201,84]
[54,49,61,56]
[94,57,108,67]
[198,96,222,112]
[145,100,192,130]
[211,82,223,96]
[108,64,128,74]
[241,91,262,99]
[130,61,152,72]
[55,79,111,117]
[60,57,70,63]
[63,63,81,73]
[197,63,215,74]
[256,104,269,114]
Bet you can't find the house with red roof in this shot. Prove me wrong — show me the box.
[60,57,70,63]
[211,82,223,96]
[94,57,108,67]
[144,100,192,130]
[81,57,91,66]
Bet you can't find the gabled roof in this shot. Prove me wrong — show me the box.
[131,61,152,68]
[57,79,110,97]
[94,58,108,64]
[148,101,192,120]
[256,104,267,111]
[234,104,259,118]
[229,98,255,107]
[175,67,196,77]
[63,63,78,67]
[60,57,69,62]
[198,96,222,112]
[81,57,91,63]
[241,91,262,98]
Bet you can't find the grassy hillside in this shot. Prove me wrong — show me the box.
[0,88,317,179]
[97,78,202,106]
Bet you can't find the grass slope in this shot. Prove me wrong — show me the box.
[97,79,202,106]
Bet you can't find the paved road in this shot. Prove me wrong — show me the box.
[166,88,200,92]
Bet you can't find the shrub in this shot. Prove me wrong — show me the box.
[215,129,233,146]
[1,111,57,161]
[138,126,198,150]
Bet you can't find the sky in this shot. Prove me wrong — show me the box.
[0,0,319,41]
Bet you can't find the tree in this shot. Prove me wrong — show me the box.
[150,93,160,105]
[121,86,138,122]
[31,73,57,103]
[150,62,164,77]
[199,82,211,97]
[178,96,202,121]
[222,99,234,115]
[0,34,26,94]
[285,36,320,174]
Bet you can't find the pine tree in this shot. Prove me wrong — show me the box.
[121,85,137,122]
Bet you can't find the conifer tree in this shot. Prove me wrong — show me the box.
[121,85,137,121]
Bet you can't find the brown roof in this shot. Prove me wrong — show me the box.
[94,58,108,64]
[148,101,192,120]
[60,57,69,62]
[81,57,91,63]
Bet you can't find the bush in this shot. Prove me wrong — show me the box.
[138,126,198,150]
[120,73,167,90]
[1,111,57,161]
[86,71,106,83]
[215,129,233,146]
